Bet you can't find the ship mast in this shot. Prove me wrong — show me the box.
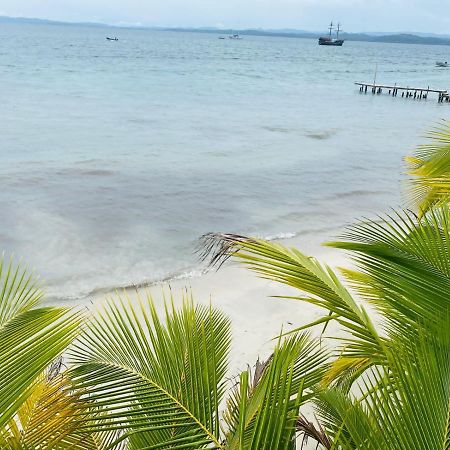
[328,21,333,37]
[336,23,341,38]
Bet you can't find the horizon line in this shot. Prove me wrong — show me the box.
[1,14,450,38]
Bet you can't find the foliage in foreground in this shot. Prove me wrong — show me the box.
[1,120,450,448]
[406,119,450,213]
[201,205,450,449]
[0,273,328,449]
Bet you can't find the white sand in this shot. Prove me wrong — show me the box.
[90,237,349,378]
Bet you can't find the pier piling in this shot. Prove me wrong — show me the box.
[355,82,448,103]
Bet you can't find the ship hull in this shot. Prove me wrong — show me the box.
[318,38,344,46]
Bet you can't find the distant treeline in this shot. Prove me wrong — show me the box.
[170,28,450,46]
[2,15,450,46]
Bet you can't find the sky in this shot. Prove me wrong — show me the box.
[1,0,450,34]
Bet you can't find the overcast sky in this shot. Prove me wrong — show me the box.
[1,0,449,34]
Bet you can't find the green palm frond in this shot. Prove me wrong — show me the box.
[69,291,232,449]
[0,256,43,326]
[406,120,450,214]
[377,320,450,450]
[199,233,385,385]
[223,333,329,449]
[314,386,376,449]
[0,257,82,429]
[317,313,450,450]
[328,207,450,329]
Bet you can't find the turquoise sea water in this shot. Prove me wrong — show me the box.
[1,22,449,300]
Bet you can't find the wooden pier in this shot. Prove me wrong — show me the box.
[355,82,449,103]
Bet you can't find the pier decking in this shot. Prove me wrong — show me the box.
[355,82,449,102]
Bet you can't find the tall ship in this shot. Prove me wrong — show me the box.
[318,22,344,46]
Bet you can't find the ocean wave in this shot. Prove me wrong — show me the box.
[66,268,210,302]
[52,233,300,302]
[262,232,297,241]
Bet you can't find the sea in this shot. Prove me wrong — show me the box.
[1,21,449,302]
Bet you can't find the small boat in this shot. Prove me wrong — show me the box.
[436,61,448,67]
[218,36,226,39]
[318,22,344,46]
[106,37,119,41]
[229,33,242,40]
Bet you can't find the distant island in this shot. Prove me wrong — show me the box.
[166,28,450,46]
[2,15,450,46]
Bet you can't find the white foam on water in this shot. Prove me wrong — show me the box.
[263,232,297,241]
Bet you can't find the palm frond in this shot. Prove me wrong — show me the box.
[314,385,378,450]
[405,120,450,214]
[328,207,450,330]
[69,290,232,449]
[1,364,105,449]
[199,233,385,385]
[0,257,82,428]
[0,256,43,327]
[316,311,450,450]
[223,333,329,450]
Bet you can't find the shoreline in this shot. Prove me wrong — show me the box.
[85,237,348,377]
[43,228,339,303]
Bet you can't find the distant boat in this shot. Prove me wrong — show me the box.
[436,61,448,67]
[106,37,119,41]
[218,36,226,39]
[318,22,344,46]
[229,33,242,40]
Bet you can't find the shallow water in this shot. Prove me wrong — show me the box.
[1,22,449,300]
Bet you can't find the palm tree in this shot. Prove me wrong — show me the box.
[199,128,450,448]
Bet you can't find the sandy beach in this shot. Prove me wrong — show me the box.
[88,235,348,378]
